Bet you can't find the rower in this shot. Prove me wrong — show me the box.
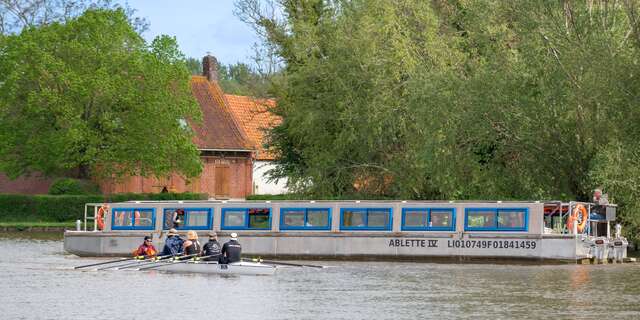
[182,230,202,256]
[202,232,222,262]
[132,236,157,258]
[160,228,184,256]
[221,232,242,264]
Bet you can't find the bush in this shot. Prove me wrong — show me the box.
[0,192,208,222]
[48,178,100,195]
[246,194,396,200]
[247,194,303,200]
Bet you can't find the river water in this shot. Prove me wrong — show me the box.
[0,233,639,320]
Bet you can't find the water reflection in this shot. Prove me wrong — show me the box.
[569,265,590,289]
[0,235,639,320]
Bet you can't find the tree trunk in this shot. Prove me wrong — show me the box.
[77,164,91,180]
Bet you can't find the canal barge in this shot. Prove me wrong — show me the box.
[64,200,629,263]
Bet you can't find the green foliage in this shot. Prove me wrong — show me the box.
[186,57,202,75]
[246,194,395,201]
[0,9,203,181]
[0,192,207,222]
[48,178,100,195]
[105,192,208,201]
[186,56,273,97]
[238,0,640,240]
[0,0,149,35]
[247,194,301,200]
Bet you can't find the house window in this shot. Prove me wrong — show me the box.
[280,208,331,230]
[465,208,528,231]
[340,208,392,231]
[112,208,155,230]
[401,208,455,231]
[222,208,271,230]
[162,208,212,230]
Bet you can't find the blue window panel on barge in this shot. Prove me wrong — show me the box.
[340,208,392,231]
[401,208,456,231]
[162,208,213,230]
[464,208,528,232]
[280,208,332,231]
[221,207,272,230]
[111,208,156,230]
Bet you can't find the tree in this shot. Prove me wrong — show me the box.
[0,9,202,180]
[186,55,275,97]
[185,57,202,76]
[0,0,147,34]
[237,0,640,242]
[237,0,454,197]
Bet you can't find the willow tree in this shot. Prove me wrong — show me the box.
[237,0,461,198]
[0,9,202,180]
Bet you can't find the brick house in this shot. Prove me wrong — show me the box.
[0,55,284,198]
[225,94,288,195]
[99,56,255,198]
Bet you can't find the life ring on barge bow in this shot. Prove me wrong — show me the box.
[566,204,588,233]
[96,205,108,230]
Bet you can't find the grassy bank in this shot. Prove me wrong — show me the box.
[0,221,75,228]
[0,221,75,232]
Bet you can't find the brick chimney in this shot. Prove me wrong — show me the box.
[202,54,219,82]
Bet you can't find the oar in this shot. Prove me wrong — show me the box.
[136,254,202,271]
[74,257,135,269]
[243,258,326,269]
[109,254,174,271]
[137,254,216,271]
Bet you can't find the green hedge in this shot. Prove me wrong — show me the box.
[246,194,303,200]
[48,178,101,195]
[0,193,208,222]
[246,194,396,201]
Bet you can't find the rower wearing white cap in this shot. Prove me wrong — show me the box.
[221,232,242,264]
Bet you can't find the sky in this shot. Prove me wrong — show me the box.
[120,0,260,65]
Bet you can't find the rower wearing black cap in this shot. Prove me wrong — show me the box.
[202,232,222,262]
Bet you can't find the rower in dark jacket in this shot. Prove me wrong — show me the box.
[221,232,242,264]
[160,228,184,256]
[202,232,222,261]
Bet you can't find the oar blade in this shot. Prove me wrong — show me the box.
[242,258,326,269]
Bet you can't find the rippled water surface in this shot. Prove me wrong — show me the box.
[1,233,639,320]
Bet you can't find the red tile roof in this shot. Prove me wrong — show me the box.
[224,94,279,160]
[190,76,250,150]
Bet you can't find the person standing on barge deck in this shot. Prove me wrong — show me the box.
[182,230,202,256]
[160,228,184,256]
[592,188,609,217]
[221,233,242,264]
[172,209,185,229]
[202,232,222,262]
[133,236,157,258]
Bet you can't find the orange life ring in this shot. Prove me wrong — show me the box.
[96,205,108,230]
[566,204,588,233]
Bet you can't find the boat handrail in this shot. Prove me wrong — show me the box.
[83,203,101,232]
[87,199,590,206]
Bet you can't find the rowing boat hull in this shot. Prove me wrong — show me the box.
[151,261,276,275]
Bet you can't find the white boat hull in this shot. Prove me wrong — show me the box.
[151,261,276,275]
